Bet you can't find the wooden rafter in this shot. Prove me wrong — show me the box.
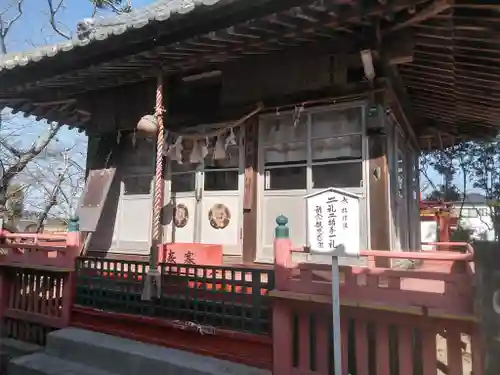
[0,0,500,146]
[385,0,454,34]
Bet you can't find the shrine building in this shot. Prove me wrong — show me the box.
[0,0,495,265]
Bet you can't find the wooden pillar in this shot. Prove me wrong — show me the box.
[438,211,451,251]
[474,240,499,374]
[242,117,259,264]
[367,106,391,267]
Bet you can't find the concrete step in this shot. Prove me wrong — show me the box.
[1,339,41,358]
[46,328,271,375]
[8,352,118,375]
[1,338,42,375]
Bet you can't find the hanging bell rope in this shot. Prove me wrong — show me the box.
[152,76,165,249]
[142,73,165,301]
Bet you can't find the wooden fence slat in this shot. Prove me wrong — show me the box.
[2,268,70,345]
[355,320,369,375]
[298,310,310,371]
[446,328,463,375]
[341,317,349,375]
[376,323,391,375]
[422,330,438,375]
[470,330,483,375]
[316,315,329,374]
[398,326,414,375]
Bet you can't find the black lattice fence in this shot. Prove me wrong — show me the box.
[74,257,274,335]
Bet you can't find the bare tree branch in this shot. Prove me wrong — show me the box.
[0,0,126,226]
[35,154,70,232]
[0,0,24,54]
[2,122,62,189]
[0,138,22,158]
[46,0,71,40]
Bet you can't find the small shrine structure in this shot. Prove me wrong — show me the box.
[0,1,496,374]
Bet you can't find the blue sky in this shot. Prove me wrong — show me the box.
[6,0,155,52]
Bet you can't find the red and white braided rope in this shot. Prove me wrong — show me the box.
[152,75,165,244]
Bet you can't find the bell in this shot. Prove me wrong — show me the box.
[136,114,158,136]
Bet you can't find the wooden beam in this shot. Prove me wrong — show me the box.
[32,99,76,106]
[368,132,391,267]
[384,0,454,34]
[379,57,421,149]
[0,98,27,103]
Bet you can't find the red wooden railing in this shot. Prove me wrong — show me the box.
[0,216,487,374]
[272,228,481,375]
[0,225,81,270]
[0,220,80,344]
[0,267,72,345]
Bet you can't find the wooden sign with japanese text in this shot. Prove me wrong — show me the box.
[305,188,361,257]
[158,243,223,265]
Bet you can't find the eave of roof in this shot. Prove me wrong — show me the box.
[1,0,500,150]
[0,0,224,72]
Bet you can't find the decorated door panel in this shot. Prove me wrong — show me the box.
[165,161,200,244]
[199,138,243,255]
[164,123,244,256]
[167,195,197,243]
[200,193,241,255]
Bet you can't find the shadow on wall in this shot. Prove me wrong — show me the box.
[87,173,120,253]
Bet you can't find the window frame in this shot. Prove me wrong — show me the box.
[260,104,365,192]
[256,102,369,262]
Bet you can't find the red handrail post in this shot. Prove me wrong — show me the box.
[274,215,292,291]
[272,215,294,375]
[62,216,80,326]
[65,216,81,258]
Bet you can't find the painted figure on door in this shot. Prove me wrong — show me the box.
[208,204,231,229]
[174,204,189,228]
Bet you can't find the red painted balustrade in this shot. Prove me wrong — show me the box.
[0,222,81,270]
[0,215,486,374]
[271,218,481,375]
[0,219,81,344]
[0,267,73,345]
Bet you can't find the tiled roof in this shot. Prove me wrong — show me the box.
[0,0,222,72]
